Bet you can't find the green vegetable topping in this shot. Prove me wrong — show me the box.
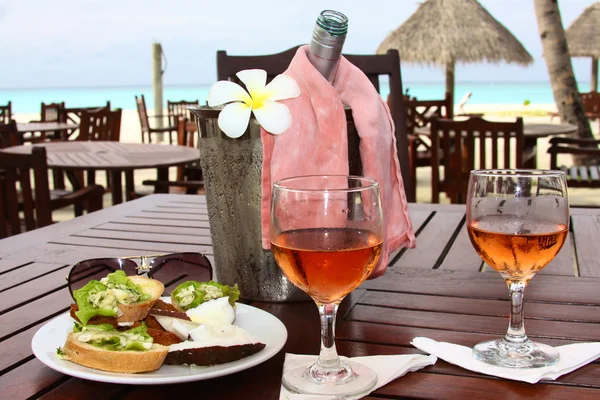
[73,271,151,325]
[171,280,240,310]
[74,323,154,351]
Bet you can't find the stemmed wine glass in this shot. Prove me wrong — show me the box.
[270,175,384,396]
[466,169,569,368]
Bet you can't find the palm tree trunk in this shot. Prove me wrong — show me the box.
[533,0,593,147]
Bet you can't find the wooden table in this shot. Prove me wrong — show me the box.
[16,122,80,142]
[4,141,200,205]
[415,122,578,168]
[1,194,599,399]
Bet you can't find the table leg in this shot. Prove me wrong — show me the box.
[65,170,84,217]
[524,137,537,169]
[110,170,123,205]
[125,171,135,201]
[52,169,65,190]
[155,167,169,194]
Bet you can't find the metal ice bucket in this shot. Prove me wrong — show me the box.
[189,106,360,302]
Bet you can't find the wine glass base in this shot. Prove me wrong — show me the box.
[282,359,377,397]
[473,338,560,368]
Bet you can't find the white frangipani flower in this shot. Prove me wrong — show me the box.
[207,69,301,138]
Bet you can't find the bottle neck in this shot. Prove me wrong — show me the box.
[308,10,348,83]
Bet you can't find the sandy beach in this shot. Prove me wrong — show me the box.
[12,103,599,222]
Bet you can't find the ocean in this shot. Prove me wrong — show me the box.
[1,81,592,114]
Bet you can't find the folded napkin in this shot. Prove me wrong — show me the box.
[279,353,437,400]
[412,337,600,384]
[261,45,415,278]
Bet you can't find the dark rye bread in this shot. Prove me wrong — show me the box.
[164,343,266,366]
[148,299,191,321]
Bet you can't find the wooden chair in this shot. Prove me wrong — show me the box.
[41,102,67,123]
[167,100,199,126]
[0,102,12,124]
[142,117,204,195]
[548,137,600,188]
[430,116,524,204]
[75,108,122,189]
[27,102,68,142]
[0,147,105,238]
[77,108,122,142]
[63,102,111,141]
[404,93,453,194]
[217,46,414,201]
[135,95,177,144]
[0,120,23,149]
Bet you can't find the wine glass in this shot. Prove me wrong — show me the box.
[270,175,384,396]
[466,169,569,368]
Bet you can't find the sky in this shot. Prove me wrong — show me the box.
[0,0,597,89]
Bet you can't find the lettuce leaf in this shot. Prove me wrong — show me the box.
[172,280,240,310]
[76,323,153,351]
[73,280,117,325]
[104,271,151,301]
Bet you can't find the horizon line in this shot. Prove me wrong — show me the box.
[1,80,589,92]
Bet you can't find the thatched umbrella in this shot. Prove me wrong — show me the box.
[377,0,533,110]
[566,1,600,92]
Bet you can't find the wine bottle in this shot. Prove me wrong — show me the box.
[308,10,348,83]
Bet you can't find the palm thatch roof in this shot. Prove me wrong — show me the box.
[377,0,533,66]
[566,2,600,58]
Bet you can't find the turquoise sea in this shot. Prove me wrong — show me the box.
[1,82,592,114]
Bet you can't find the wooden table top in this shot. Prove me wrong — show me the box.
[415,122,578,138]
[4,141,200,170]
[16,122,79,133]
[1,194,599,399]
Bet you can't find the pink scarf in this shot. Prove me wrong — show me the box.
[261,45,415,278]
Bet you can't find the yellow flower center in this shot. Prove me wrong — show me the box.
[246,90,268,110]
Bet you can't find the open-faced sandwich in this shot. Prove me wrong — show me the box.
[59,272,266,374]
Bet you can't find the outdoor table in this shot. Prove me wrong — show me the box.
[4,141,200,205]
[0,194,598,399]
[16,122,80,142]
[415,122,578,168]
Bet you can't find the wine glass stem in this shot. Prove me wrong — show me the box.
[316,302,342,370]
[505,281,528,343]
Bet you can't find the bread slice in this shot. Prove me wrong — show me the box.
[164,342,266,366]
[116,276,164,324]
[61,332,168,373]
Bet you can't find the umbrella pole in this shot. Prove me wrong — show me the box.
[445,60,455,115]
[592,57,598,92]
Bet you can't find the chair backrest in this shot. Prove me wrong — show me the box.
[430,116,524,204]
[65,102,111,124]
[0,102,12,125]
[168,100,200,126]
[177,118,197,148]
[0,120,23,149]
[581,92,600,116]
[41,102,66,123]
[0,146,52,238]
[216,46,414,202]
[77,108,122,142]
[135,95,151,141]
[404,92,453,135]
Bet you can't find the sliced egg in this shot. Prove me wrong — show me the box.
[171,324,256,349]
[185,297,236,326]
[154,315,200,340]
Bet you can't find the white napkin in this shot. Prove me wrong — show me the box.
[412,337,600,384]
[279,353,437,400]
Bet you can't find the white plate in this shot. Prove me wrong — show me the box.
[31,303,287,385]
